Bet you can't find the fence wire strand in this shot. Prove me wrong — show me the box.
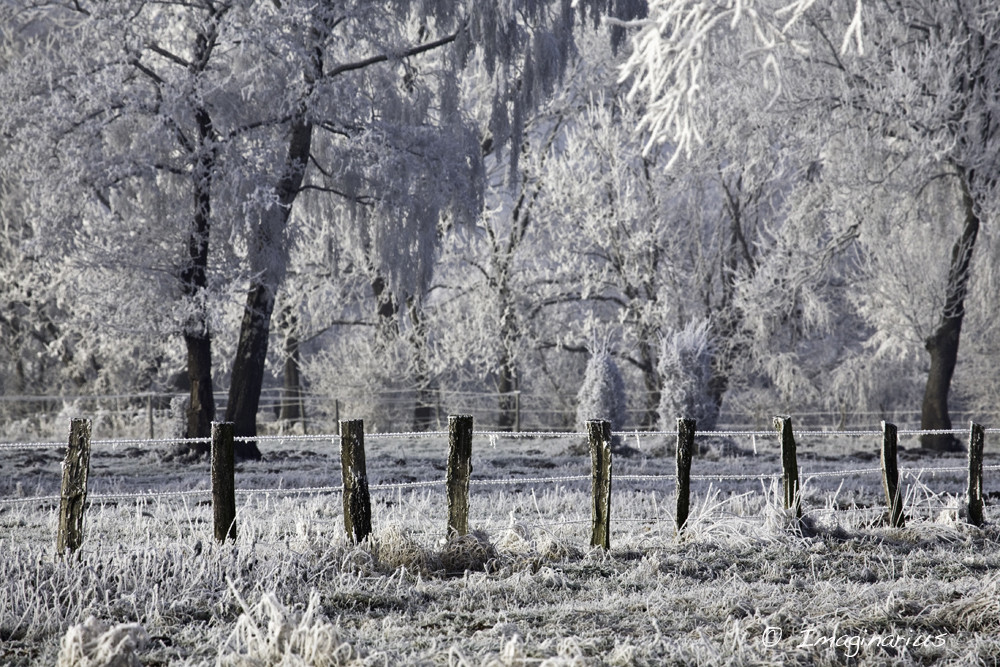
[4,424,1000,510]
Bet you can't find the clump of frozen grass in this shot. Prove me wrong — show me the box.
[440,529,499,574]
[677,485,781,547]
[494,518,582,572]
[218,588,361,666]
[759,479,812,538]
[339,544,378,577]
[57,616,148,667]
[932,573,1000,631]
[374,524,440,574]
[368,521,577,578]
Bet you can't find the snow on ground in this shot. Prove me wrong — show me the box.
[2,427,999,665]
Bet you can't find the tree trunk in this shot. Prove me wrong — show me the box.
[371,274,399,347]
[920,172,979,451]
[225,283,274,460]
[407,298,436,431]
[637,339,660,428]
[184,333,215,445]
[495,277,520,431]
[225,115,313,459]
[278,309,303,426]
[179,105,216,448]
[496,358,517,431]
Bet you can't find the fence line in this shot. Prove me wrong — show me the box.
[5,415,996,557]
[4,463,996,508]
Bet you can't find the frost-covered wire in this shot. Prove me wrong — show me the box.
[475,430,585,439]
[803,468,882,478]
[2,425,995,452]
[370,480,444,490]
[0,441,66,451]
[233,434,340,443]
[92,437,211,448]
[364,431,449,440]
[0,494,62,506]
[471,475,590,486]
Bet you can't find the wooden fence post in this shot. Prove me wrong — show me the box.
[880,421,905,528]
[211,422,237,542]
[773,416,802,520]
[447,414,473,537]
[57,418,92,556]
[340,419,372,543]
[588,419,612,550]
[967,422,985,527]
[675,418,696,535]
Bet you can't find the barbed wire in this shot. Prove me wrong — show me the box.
[471,475,590,486]
[0,441,66,451]
[364,431,449,440]
[477,430,586,439]
[0,494,62,506]
[92,437,211,447]
[233,434,340,443]
[5,423,1000,451]
[8,460,996,509]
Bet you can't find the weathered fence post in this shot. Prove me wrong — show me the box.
[588,419,612,550]
[57,418,92,556]
[967,422,985,527]
[340,419,372,543]
[447,414,473,537]
[211,421,237,542]
[880,421,905,528]
[773,416,802,520]
[675,418,696,535]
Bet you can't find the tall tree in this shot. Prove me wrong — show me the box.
[2,1,642,453]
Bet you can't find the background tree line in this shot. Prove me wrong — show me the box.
[1,1,998,454]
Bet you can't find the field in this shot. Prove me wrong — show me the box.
[2,426,1000,666]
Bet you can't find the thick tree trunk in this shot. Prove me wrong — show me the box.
[225,284,274,460]
[921,173,980,451]
[179,105,216,448]
[225,115,313,459]
[184,333,215,447]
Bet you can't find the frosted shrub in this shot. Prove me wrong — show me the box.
[575,351,627,433]
[375,524,440,574]
[657,319,719,430]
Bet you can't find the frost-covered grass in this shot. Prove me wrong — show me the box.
[1,431,999,665]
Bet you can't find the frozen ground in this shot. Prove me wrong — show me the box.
[1,427,999,665]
